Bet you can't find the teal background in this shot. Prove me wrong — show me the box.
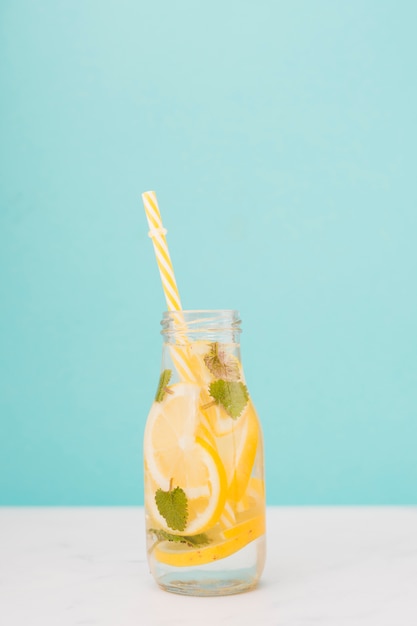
[1,1,416,505]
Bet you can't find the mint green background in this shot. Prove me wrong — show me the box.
[1,1,416,505]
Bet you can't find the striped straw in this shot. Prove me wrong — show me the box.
[142,190,195,382]
[142,191,182,312]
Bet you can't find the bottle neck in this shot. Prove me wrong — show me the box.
[160,310,242,344]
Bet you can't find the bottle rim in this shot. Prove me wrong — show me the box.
[160,309,242,337]
[162,309,238,314]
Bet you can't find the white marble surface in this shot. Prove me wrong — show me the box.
[1,507,416,625]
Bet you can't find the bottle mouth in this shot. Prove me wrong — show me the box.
[160,310,242,340]
[162,309,238,314]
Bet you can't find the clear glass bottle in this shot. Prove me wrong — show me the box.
[144,310,266,596]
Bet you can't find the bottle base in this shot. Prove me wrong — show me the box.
[150,535,266,597]
[157,573,259,596]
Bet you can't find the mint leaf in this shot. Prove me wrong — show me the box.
[203,342,240,381]
[209,379,249,419]
[155,485,188,531]
[149,528,211,547]
[155,369,172,402]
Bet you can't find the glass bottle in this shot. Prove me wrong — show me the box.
[144,310,266,596]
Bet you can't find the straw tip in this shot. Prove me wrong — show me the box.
[142,190,156,198]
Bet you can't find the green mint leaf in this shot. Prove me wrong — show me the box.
[155,369,172,402]
[203,342,240,381]
[155,485,188,531]
[209,379,249,419]
[149,528,211,547]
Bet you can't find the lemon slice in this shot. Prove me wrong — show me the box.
[222,511,265,539]
[200,397,236,437]
[153,513,265,567]
[235,477,265,515]
[144,383,227,535]
[216,400,260,503]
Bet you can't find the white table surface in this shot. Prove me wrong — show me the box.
[1,507,416,625]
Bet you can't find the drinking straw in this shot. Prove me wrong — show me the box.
[142,191,182,312]
[142,190,195,382]
[142,191,237,527]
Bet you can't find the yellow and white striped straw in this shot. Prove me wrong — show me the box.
[142,190,195,382]
[142,190,182,312]
[142,190,236,528]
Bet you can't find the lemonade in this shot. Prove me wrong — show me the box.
[144,310,266,595]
